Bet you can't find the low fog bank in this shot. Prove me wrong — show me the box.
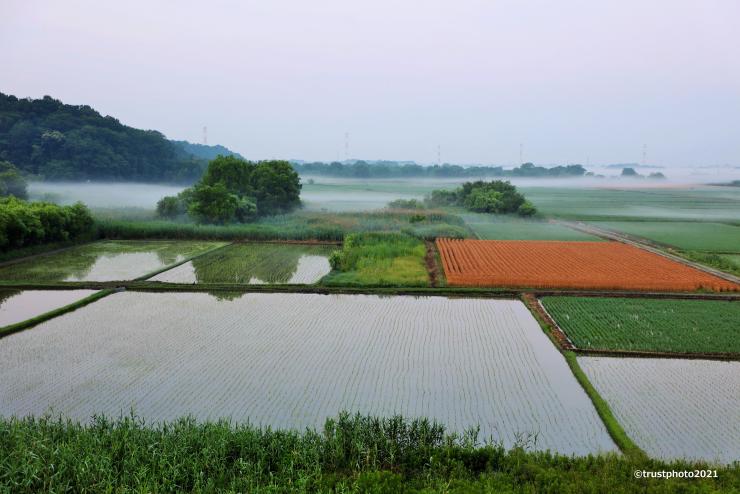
[28,182,186,210]
[25,163,739,215]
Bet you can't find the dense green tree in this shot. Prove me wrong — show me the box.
[250,160,301,214]
[0,197,94,251]
[621,167,639,177]
[187,183,243,224]
[0,161,28,199]
[425,180,536,216]
[517,200,537,217]
[464,189,503,213]
[200,155,256,197]
[156,196,184,219]
[159,156,300,223]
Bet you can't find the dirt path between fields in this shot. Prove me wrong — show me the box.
[424,241,440,287]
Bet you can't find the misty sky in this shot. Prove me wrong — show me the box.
[2,0,739,166]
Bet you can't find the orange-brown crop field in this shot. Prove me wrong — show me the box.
[436,239,739,292]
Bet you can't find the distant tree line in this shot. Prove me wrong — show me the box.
[422,181,536,216]
[157,155,301,224]
[293,161,587,179]
[0,197,94,251]
[620,167,666,180]
[0,93,207,182]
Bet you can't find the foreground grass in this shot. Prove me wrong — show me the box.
[542,296,740,355]
[323,232,429,286]
[1,413,736,493]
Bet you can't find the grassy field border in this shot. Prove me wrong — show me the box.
[1,278,739,301]
[0,288,117,340]
[521,293,647,460]
[563,351,647,460]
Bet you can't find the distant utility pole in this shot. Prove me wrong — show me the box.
[642,144,647,167]
[203,126,208,145]
[344,132,349,161]
[519,143,523,165]
[437,144,441,166]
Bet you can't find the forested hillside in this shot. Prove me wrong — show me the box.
[0,93,206,183]
[171,140,244,161]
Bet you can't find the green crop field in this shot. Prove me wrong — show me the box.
[323,232,430,286]
[461,213,602,240]
[592,221,740,252]
[150,243,334,284]
[0,240,225,282]
[541,296,740,355]
[520,186,740,222]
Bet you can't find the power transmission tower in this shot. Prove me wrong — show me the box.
[437,144,441,166]
[344,132,349,161]
[203,126,208,145]
[642,144,647,167]
[519,143,523,165]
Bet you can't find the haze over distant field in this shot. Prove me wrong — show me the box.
[2,0,739,167]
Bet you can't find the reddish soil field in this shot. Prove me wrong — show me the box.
[436,239,738,292]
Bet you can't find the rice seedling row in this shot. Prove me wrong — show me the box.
[541,297,740,355]
[577,356,740,464]
[0,292,616,456]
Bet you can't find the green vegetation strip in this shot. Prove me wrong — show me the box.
[522,295,646,459]
[563,352,647,460]
[542,297,740,355]
[2,413,736,493]
[135,242,234,280]
[322,232,430,286]
[98,209,472,243]
[678,251,740,277]
[0,289,115,339]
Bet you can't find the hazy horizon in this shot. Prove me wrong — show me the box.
[2,0,739,168]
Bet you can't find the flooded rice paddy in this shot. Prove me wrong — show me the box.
[578,356,740,464]
[0,292,616,455]
[0,241,225,282]
[149,243,333,284]
[0,289,97,327]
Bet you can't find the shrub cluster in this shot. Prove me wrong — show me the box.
[425,180,537,216]
[157,155,301,224]
[0,197,94,251]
